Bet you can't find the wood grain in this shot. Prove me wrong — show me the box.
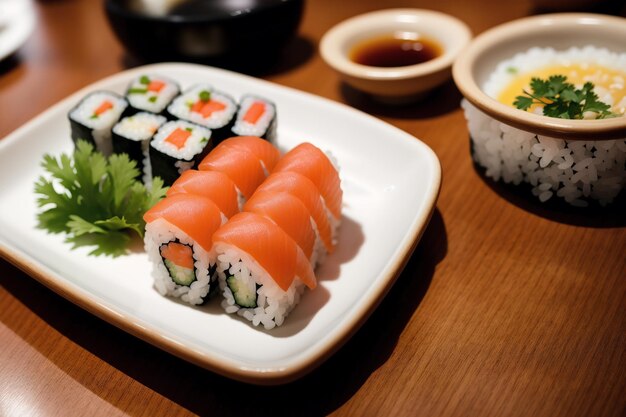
[1,0,625,416]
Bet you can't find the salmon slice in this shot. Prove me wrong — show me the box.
[165,128,191,149]
[160,242,194,269]
[144,194,223,252]
[256,171,335,253]
[213,212,316,291]
[243,190,316,260]
[93,100,113,117]
[191,99,227,118]
[217,136,281,173]
[272,142,342,219]
[243,101,266,124]
[147,80,165,92]
[167,170,240,218]
[197,145,266,199]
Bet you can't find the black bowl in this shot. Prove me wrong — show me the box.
[104,0,305,64]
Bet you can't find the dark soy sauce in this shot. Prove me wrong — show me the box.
[350,34,443,67]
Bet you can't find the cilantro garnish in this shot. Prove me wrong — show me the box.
[34,140,168,256]
[514,75,616,120]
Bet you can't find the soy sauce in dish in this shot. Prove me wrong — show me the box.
[350,33,443,67]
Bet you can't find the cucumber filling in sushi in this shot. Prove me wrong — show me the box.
[225,267,260,308]
[160,241,197,286]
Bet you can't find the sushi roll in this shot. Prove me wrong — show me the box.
[68,91,128,156]
[273,142,343,224]
[231,95,277,143]
[144,194,226,305]
[150,120,213,186]
[256,171,336,260]
[198,143,268,201]
[217,136,281,175]
[112,112,167,184]
[167,84,237,144]
[125,74,180,116]
[243,190,318,266]
[213,212,317,329]
[167,170,241,218]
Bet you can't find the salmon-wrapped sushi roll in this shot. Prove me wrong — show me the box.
[216,136,281,175]
[273,142,342,218]
[144,194,226,305]
[272,142,342,238]
[257,171,337,258]
[167,170,241,217]
[198,144,267,201]
[243,190,317,265]
[213,212,317,330]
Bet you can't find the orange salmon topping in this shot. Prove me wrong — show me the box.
[160,242,194,269]
[191,100,226,118]
[94,100,113,116]
[165,128,192,149]
[147,80,165,92]
[243,101,266,124]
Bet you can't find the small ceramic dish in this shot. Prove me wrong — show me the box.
[452,13,626,207]
[320,8,472,102]
[453,13,626,140]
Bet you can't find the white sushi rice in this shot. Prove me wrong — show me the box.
[145,218,214,305]
[168,84,237,129]
[126,74,179,113]
[463,100,626,207]
[214,243,306,330]
[151,120,212,161]
[113,112,166,140]
[69,91,128,155]
[113,112,166,184]
[231,96,276,137]
[464,46,626,206]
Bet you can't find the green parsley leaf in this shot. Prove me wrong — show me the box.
[529,77,550,97]
[513,94,534,111]
[514,75,617,120]
[34,140,168,257]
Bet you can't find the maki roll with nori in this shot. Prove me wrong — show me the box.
[213,212,317,330]
[125,74,180,116]
[112,112,166,184]
[68,91,128,156]
[150,120,213,186]
[167,84,237,144]
[231,95,277,143]
[144,194,226,305]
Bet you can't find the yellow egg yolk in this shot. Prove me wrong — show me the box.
[498,63,626,116]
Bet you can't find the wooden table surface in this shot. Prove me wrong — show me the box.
[1,0,625,416]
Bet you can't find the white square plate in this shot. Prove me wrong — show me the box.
[0,63,440,384]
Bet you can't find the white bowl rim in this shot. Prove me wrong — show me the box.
[320,8,472,81]
[452,13,626,140]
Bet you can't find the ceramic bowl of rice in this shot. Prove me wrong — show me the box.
[452,13,626,207]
